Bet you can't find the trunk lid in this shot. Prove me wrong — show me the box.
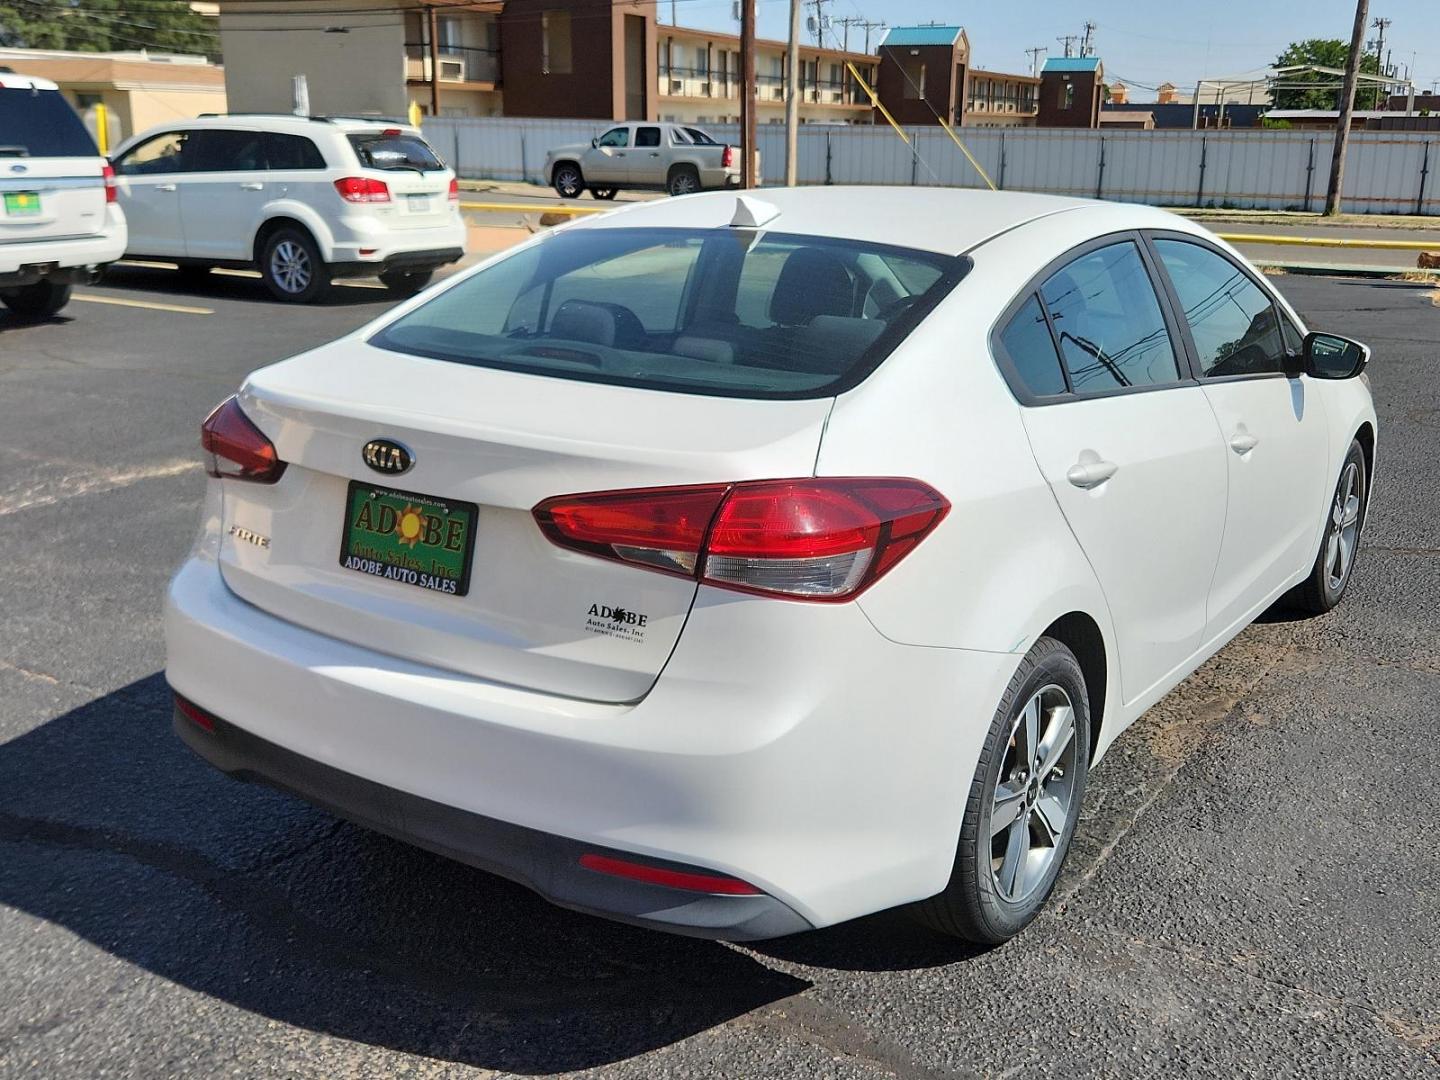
[218,337,832,702]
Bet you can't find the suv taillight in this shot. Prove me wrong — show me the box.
[447,177,459,201]
[534,478,949,601]
[333,176,391,203]
[102,162,117,204]
[722,145,735,168]
[201,396,286,483]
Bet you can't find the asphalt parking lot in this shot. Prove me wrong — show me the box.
[1,266,1437,1079]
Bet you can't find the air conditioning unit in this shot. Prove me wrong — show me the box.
[439,58,465,81]
[670,78,684,94]
[701,81,713,96]
[829,90,843,103]
[771,86,783,100]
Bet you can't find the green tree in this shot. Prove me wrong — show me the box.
[1272,39,1380,109]
[0,1,218,57]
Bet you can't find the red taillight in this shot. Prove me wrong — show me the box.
[578,853,762,895]
[102,162,117,204]
[534,478,949,601]
[174,693,216,732]
[333,176,391,203]
[722,145,734,168]
[447,177,459,201]
[200,396,286,483]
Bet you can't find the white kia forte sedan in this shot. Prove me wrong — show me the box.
[165,187,1376,944]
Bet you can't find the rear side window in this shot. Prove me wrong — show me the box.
[1040,242,1179,392]
[1153,239,1286,378]
[184,129,266,172]
[348,131,444,172]
[264,132,326,170]
[997,295,1067,397]
[0,87,96,158]
[684,127,718,145]
[371,227,965,400]
[635,127,661,147]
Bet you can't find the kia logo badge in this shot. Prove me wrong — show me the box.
[362,438,414,475]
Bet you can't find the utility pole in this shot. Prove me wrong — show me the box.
[804,0,830,47]
[1326,0,1370,216]
[1057,34,1079,59]
[427,5,441,119]
[1080,22,1096,58]
[785,0,799,185]
[861,20,886,54]
[1025,46,1047,78]
[1370,16,1390,107]
[835,15,863,54]
[740,0,757,189]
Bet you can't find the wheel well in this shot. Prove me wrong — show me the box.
[551,160,580,182]
[1041,612,1108,762]
[667,162,699,181]
[1354,421,1375,485]
[253,217,316,266]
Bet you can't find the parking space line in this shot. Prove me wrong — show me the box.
[72,293,214,315]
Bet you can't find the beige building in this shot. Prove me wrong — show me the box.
[0,48,226,144]
[962,69,1040,127]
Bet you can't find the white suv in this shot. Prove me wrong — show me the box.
[0,73,126,321]
[110,115,466,303]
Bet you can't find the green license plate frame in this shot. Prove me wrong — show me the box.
[3,191,41,216]
[339,481,478,597]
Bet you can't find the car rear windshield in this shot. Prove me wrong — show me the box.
[370,227,967,399]
[0,87,97,158]
[347,131,444,172]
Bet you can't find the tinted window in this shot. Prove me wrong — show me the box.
[264,132,326,170]
[0,87,96,158]
[1040,242,1179,392]
[596,127,629,148]
[998,295,1067,397]
[1154,239,1286,377]
[635,126,661,147]
[113,131,189,175]
[184,129,266,172]
[347,131,444,171]
[371,228,962,400]
[684,127,718,145]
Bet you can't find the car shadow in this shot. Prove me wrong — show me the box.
[0,312,73,333]
[0,672,822,1073]
[99,264,397,308]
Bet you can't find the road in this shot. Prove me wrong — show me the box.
[1,267,1438,1079]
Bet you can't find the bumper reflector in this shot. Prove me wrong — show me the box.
[579,853,762,895]
[174,693,216,732]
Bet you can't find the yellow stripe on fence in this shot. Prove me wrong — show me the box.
[459,201,611,215]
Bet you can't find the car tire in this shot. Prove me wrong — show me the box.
[590,187,618,200]
[1,281,72,321]
[552,163,584,199]
[260,226,328,304]
[1283,439,1369,616]
[912,636,1091,945]
[666,166,701,197]
[379,268,434,297]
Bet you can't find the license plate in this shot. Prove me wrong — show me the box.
[3,191,40,216]
[339,482,477,597]
[406,194,430,213]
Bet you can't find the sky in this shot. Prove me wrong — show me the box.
[657,0,1440,102]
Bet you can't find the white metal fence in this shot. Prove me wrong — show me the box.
[424,116,1439,216]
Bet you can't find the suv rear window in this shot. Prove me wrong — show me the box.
[347,131,444,172]
[0,87,97,158]
[370,227,966,399]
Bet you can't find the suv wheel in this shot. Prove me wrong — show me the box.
[911,637,1091,944]
[553,163,583,199]
[379,268,434,297]
[260,227,328,304]
[667,166,701,197]
[1,281,72,321]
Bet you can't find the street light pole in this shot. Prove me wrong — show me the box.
[785,0,800,185]
[1325,0,1370,216]
[740,0,757,189]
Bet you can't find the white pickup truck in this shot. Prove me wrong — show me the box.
[545,122,746,200]
[0,73,126,321]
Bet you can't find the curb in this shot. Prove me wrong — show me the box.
[1257,261,1440,280]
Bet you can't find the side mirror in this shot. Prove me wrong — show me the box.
[590,137,598,148]
[1303,331,1369,380]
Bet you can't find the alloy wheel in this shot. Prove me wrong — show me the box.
[556,167,581,197]
[989,683,1079,904]
[1325,461,1363,592]
[270,240,312,295]
[670,172,699,195]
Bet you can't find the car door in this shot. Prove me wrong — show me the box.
[1146,234,1332,636]
[999,237,1230,707]
[177,128,268,261]
[111,129,189,257]
[581,125,630,184]
[631,124,664,183]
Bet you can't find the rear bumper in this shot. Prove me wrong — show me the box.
[329,246,464,279]
[164,503,1017,936]
[0,218,127,280]
[174,703,810,940]
[325,216,467,269]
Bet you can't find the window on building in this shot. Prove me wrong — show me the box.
[1060,82,1074,109]
[902,58,926,99]
[541,10,572,75]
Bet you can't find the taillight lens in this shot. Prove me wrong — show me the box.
[534,478,948,601]
[447,177,459,201]
[102,162,117,204]
[200,396,285,483]
[722,145,734,168]
[334,176,391,203]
